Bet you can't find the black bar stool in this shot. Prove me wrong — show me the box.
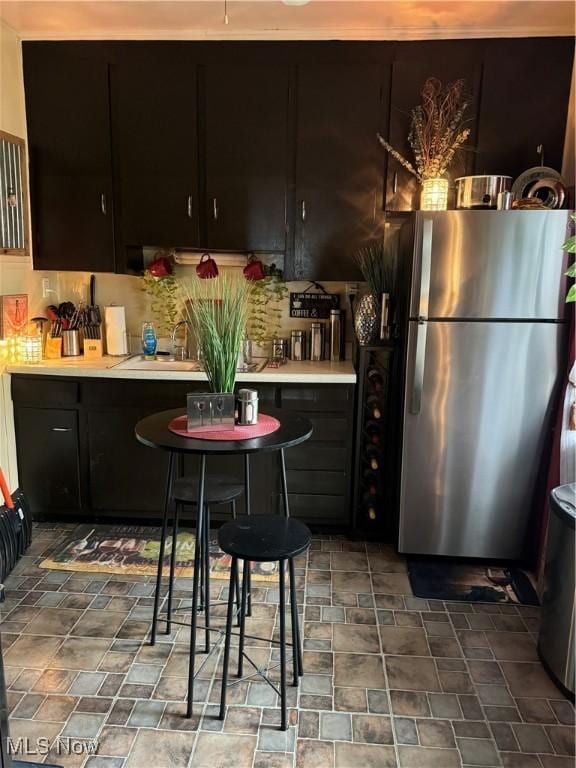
[218,515,311,730]
[151,472,243,646]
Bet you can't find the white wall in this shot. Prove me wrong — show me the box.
[0,19,26,136]
[0,20,27,488]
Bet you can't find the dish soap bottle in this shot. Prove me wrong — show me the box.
[142,322,158,360]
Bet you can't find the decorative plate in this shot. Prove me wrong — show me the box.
[511,166,563,200]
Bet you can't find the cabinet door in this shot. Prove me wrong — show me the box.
[204,63,289,252]
[14,408,81,512]
[293,62,390,281]
[385,41,483,212]
[475,38,573,179]
[23,43,115,272]
[112,44,200,250]
[88,407,167,513]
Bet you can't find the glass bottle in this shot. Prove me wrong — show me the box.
[141,321,158,359]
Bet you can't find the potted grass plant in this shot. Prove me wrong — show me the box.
[180,273,250,393]
[354,242,396,345]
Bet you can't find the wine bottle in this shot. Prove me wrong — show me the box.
[365,421,382,446]
[365,445,381,471]
[362,496,380,521]
[367,368,384,392]
[366,395,383,420]
[362,469,379,496]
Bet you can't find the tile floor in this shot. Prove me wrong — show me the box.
[1,523,574,768]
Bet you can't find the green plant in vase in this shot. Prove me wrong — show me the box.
[180,273,250,393]
[140,251,182,335]
[247,262,288,349]
[563,213,576,303]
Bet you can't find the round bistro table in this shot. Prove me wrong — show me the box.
[135,406,313,717]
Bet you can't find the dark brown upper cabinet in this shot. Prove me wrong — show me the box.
[474,37,574,180]
[202,62,290,253]
[293,60,391,281]
[111,44,200,253]
[384,41,484,213]
[23,43,116,272]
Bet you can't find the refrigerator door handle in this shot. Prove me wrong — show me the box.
[418,218,433,318]
[410,317,428,415]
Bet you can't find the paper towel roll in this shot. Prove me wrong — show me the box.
[105,306,128,356]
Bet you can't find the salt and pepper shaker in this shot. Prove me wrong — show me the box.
[236,389,259,426]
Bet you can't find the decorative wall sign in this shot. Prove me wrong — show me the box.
[289,285,339,319]
[0,131,29,256]
[0,294,28,339]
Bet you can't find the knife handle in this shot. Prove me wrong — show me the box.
[0,469,14,509]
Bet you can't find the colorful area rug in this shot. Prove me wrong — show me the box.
[40,524,278,582]
[408,559,539,605]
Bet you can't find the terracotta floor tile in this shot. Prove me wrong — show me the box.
[127,729,196,766]
[501,661,566,699]
[351,714,393,744]
[371,573,412,595]
[24,607,84,636]
[50,638,111,670]
[398,745,461,767]
[296,739,334,768]
[385,656,441,692]
[333,624,381,654]
[33,694,78,721]
[484,631,539,662]
[192,731,257,768]
[335,741,397,767]
[4,634,62,668]
[334,653,385,688]
[379,626,430,656]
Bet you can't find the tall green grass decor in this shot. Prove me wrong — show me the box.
[180,274,250,393]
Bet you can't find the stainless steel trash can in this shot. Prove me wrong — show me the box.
[538,483,575,699]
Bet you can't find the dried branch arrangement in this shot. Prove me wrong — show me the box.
[378,77,471,181]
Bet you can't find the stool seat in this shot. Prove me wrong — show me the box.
[172,476,243,505]
[218,515,311,562]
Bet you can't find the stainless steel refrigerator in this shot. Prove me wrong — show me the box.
[398,210,570,560]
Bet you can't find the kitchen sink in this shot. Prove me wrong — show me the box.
[112,355,268,373]
[112,356,202,372]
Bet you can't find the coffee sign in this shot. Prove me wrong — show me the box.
[289,291,339,319]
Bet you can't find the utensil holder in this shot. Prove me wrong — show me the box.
[62,330,81,357]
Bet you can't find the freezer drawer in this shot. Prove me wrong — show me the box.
[399,320,563,559]
[409,211,569,321]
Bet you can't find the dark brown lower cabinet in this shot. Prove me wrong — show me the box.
[11,376,355,530]
[14,406,81,513]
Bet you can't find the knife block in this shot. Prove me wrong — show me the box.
[83,338,103,359]
[44,336,62,359]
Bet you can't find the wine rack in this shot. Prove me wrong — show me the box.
[352,343,400,541]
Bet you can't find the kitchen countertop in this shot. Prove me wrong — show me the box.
[4,356,357,384]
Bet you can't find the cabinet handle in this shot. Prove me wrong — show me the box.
[51,427,72,432]
[187,195,193,219]
[393,172,398,195]
[301,200,306,222]
[212,198,218,221]
[100,193,107,215]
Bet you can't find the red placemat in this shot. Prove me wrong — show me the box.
[168,413,281,440]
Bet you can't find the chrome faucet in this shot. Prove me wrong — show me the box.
[171,320,189,360]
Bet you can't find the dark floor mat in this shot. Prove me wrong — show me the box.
[407,559,539,605]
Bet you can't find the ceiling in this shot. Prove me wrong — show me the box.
[1,1,574,41]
